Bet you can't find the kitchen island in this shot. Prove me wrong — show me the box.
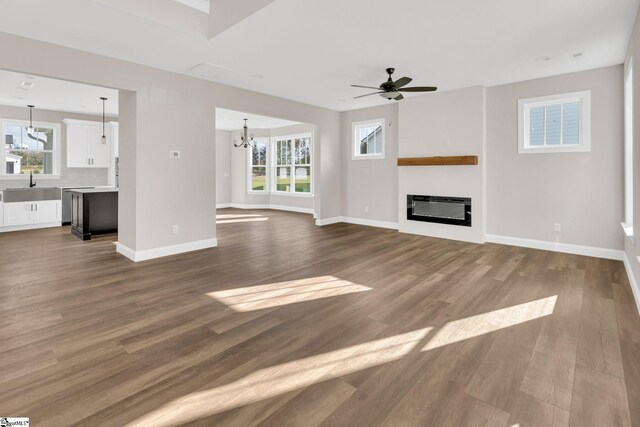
[68,188,118,240]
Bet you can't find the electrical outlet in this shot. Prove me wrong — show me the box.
[172,225,179,234]
[170,150,181,159]
[364,205,369,213]
[554,223,561,232]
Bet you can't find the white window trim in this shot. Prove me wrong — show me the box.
[352,118,386,160]
[1,119,61,179]
[270,132,313,197]
[518,91,591,154]
[247,137,269,193]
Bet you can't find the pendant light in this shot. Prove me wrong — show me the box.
[233,118,255,148]
[100,97,108,144]
[26,105,35,135]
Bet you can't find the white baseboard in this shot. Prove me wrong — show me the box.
[116,238,218,262]
[218,203,313,215]
[315,216,343,226]
[485,234,624,261]
[0,222,62,233]
[315,216,399,230]
[622,252,640,316]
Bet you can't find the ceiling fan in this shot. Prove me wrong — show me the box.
[351,68,437,101]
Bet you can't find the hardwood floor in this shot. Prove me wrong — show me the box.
[1,208,639,426]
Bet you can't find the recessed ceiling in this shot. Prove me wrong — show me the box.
[216,108,302,131]
[0,0,637,112]
[0,69,118,116]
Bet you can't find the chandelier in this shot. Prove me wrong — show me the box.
[233,119,254,148]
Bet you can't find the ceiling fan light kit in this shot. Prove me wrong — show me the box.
[351,68,437,101]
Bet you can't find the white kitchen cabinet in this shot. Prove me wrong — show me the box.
[64,119,112,168]
[3,200,61,227]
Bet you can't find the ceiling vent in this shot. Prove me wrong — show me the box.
[187,63,232,80]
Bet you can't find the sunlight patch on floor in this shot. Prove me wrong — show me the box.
[207,276,371,312]
[126,328,432,427]
[421,295,557,351]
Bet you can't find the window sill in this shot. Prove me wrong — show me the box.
[352,155,385,160]
[246,191,313,198]
[622,222,634,240]
[270,192,313,198]
[0,175,60,180]
[518,145,590,154]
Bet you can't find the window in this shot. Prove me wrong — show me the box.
[625,63,634,232]
[272,133,312,195]
[518,91,590,153]
[248,139,268,192]
[2,120,60,177]
[353,119,385,159]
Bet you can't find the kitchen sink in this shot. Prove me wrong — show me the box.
[3,187,62,203]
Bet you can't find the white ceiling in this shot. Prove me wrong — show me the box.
[174,0,208,13]
[0,69,119,116]
[0,0,637,112]
[216,108,301,131]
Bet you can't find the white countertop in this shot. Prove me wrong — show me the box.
[68,188,118,194]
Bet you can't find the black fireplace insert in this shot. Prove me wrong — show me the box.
[407,195,471,227]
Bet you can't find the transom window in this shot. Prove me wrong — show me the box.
[518,91,590,153]
[353,119,385,159]
[1,120,60,177]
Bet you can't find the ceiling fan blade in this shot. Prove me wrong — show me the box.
[397,86,438,92]
[354,91,384,99]
[351,84,381,90]
[393,77,412,88]
[393,93,404,101]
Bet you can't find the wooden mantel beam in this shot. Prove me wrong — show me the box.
[397,156,478,166]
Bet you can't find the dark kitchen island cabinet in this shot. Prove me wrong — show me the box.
[68,188,118,240]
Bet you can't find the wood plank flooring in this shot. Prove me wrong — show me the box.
[1,208,639,426]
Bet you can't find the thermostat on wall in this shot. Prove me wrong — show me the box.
[170,150,181,159]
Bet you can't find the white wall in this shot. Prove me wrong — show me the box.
[0,105,113,190]
[487,65,624,250]
[215,129,231,205]
[341,104,398,225]
[398,86,487,243]
[0,32,340,257]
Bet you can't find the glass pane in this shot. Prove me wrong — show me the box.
[7,151,53,175]
[562,102,580,145]
[251,166,266,191]
[295,166,311,193]
[277,140,291,165]
[358,125,382,154]
[276,166,291,191]
[545,104,561,145]
[295,137,311,164]
[529,107,545,146]
[5,125,53,150]
[252,142,267,166]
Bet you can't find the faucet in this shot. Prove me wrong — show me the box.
[29,171,36,188]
